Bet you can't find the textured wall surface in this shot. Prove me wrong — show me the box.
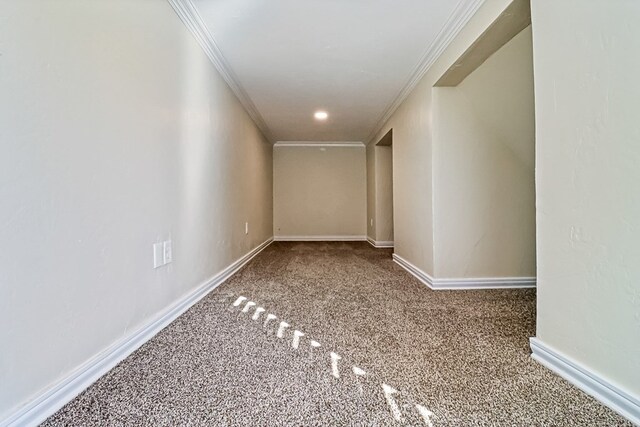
[368,0,513,276]
[532,0,640,398]
[0,0,273,419]
[432,27,535,278]
[273,146,366,238]
[374,146,394,243]
[366,144,377,240]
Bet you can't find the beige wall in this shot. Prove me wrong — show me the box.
[532,0,640,399]
[0,0,273,420]
[367,0,640,414]
[366,144,377,240]
[374,146,394,243]
[273,145,366,238]
[367,144,394,244]
[369,0,514,276]
[432,26,535,278]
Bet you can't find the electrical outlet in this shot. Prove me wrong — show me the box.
[153,243,164,268]
[163,240,172,264]
[370,218,373,227]
[245,222,249,235]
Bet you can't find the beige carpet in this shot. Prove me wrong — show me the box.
[43,242,630,426]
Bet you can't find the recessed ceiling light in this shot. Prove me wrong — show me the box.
[314,111,328,120]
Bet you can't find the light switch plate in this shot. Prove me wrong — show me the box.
[153,242,164,268]
[163,240,172,264]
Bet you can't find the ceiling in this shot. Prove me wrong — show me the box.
[180,0,483,143]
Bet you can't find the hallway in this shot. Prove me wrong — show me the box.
[44,243,627,426]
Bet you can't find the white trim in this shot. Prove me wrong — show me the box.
[393,253,435,288]
[367,237,394,248]
[392,253,536,290]
[1,238,274,427]
[166,0,274,142]
[274,141,365,148]
[530,338,640,425]
[365,0,486,144]
[168,0,486,147]
[434,276,536,289]
[274,235,366,242]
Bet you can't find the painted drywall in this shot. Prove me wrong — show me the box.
[0,0,272,420]
[368,0,514,277]
[374,146,394,243]
[435,0,531,87]
[367,143,394,244]
[273,146,366,238]
[432,26,535,278]
[532,0,640,399]
[366,145,377,239]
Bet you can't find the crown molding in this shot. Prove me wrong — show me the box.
[167,0,274,143]
[365,0,486,144]
[274,141,365,148]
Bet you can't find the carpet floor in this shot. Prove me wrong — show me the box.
[43,242,630,426]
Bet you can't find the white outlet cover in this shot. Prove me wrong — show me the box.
[163,240,172,264]
[153,243,164,268]
[245,222,249,235]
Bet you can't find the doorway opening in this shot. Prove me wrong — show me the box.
[430,0,536,286]
[375,129,394,248]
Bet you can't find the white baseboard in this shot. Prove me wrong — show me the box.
[392,253,536,290]
[366,237,394,248]
[393,253,435,288]
[433,276,536,289]
[530,338,640,425]
[1,237,274,427]
[274,235,367,242]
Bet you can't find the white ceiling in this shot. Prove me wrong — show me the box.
[185,0,482,142]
